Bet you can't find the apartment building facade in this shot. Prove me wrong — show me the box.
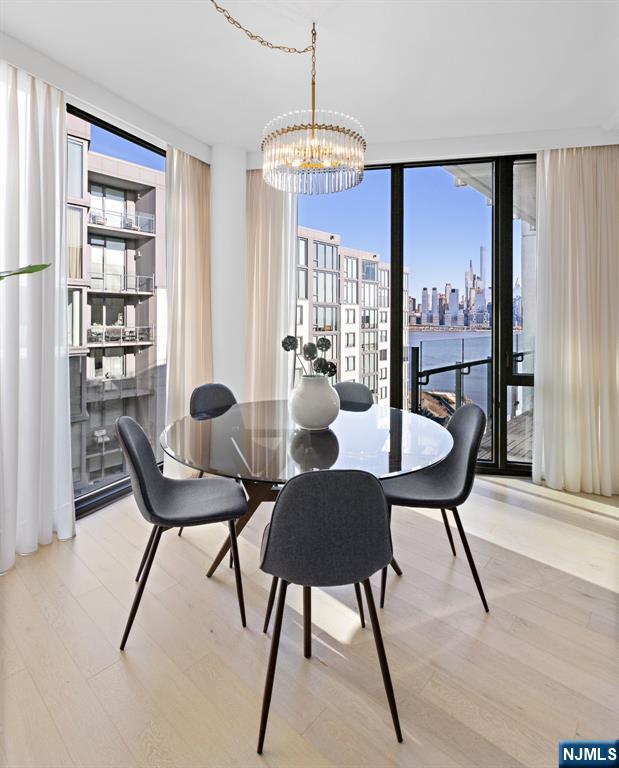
[296,226,408,407]
[66,115,166,497]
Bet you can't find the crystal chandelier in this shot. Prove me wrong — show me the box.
[211,2,366,195]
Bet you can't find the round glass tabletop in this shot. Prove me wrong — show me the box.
[161,399,453,485]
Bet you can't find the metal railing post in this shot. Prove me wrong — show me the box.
[410,346,420,413]
[486,357,493,434]
[455,368,462,409]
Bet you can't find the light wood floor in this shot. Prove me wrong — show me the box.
[1,478,618,768]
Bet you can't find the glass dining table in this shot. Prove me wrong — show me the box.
[161,399,453,576]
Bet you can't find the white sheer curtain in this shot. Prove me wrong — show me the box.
[246,170,297,401]
[533,146,619,497]
[0,62,74,573]
[164,148,212,477]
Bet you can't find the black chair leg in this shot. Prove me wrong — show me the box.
[390,557,403,576]
[354,582,365,628]
[136,525,157,582]
[362,579,403,743]
[263,576,279,634]
[122,526,165,650]
[441,508,457,556]
[451,507,489,613]
[257,579,288,754]
[228,520,246,628]
[380,566,388,608]
[303,586,311,658]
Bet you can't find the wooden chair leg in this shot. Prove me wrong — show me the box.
[354,582,365,628]
[441,508,457,556]
[263,576,278,634]
[122,526,165,650]
[362,579,403,743]
[380,566,388,608]
[136,525,157,581]
[228,520,246,628]
[451,507,489,612]
[257,580,288,754]
[303,586,311,658]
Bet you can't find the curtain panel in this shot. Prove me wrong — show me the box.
[533,146,619,496]
[164,148,213,477]
[246,170,297,402]
[0,62,74,573]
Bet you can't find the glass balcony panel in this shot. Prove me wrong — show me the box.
[507,385,534,463]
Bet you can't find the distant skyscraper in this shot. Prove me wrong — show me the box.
[421,287,429,314]
[431,287,439,324]
[479,246,486,288]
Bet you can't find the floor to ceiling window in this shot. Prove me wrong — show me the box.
[66,108,167,509]
[404,162,495,460]
[302,156,536,473]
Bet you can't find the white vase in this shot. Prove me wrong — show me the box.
[288,375,340,432]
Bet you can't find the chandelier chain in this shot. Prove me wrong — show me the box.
[210,0,313,55]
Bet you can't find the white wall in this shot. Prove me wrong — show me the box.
[210,145,247,398]
[0,32,210,163]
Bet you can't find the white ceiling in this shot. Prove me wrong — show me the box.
[1,0,617,152]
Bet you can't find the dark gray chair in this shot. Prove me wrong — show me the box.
[178,382,238,537]
[381,404,488,611]
[116,416,248,650]
[257,470,402,754]
[334,381,374,411]
[190,382,237,420]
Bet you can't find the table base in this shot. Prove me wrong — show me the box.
[206,481,280,578]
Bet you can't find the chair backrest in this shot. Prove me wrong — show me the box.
[261,470,392,587]
[333,381,374,412]
[444,404,487,503]
[116,416,165,523]
[190,383,237,419]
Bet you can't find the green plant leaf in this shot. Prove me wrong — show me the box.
[0,264,51,281]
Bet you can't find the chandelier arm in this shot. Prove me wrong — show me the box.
[210,0,313,55]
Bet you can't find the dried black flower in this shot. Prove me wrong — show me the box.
[302,342,318,361]
[281,335,298,352]
[313,357,329,375]
[316,336,331,352]
[326,361,337,378]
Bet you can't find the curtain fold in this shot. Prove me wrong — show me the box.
[164,148,212,477]
[246,170,297,402]
[533,146,619,496]
[0,62,74,574]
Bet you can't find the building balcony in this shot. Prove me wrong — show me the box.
[88,208,155,238]
[86,375,154,403]
[85,428,122,461]
[86,325,154,346]
[89,272,155,296]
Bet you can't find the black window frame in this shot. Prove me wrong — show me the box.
[374,155,535,476]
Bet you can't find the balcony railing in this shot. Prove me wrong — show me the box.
[90,272,155,294]
[87,325,154,345]
[86,375,154,402]
[88,208,155,234]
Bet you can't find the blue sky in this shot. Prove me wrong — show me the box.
[93,125,513,302]
[90,125,165,171]
[299,166,494,302]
